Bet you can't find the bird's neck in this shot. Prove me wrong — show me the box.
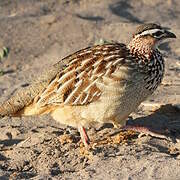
[128,36,156,59]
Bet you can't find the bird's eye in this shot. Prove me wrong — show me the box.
[153,31,163,37]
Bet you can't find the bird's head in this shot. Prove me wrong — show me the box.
[128,23,176,55]
[133,23,176,47]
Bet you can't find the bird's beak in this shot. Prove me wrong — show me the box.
[164,30,176,39]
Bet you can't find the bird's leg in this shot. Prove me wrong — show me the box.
[121,125,169,140]
[78,125,90,147]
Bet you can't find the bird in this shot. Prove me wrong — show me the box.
[0,23,176,147]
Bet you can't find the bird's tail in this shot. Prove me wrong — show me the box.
[0,86,55,117]
[0,82,44,117]
[0,96,25,117]
[0,60,64,118]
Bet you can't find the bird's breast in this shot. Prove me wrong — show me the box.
[144,50,165,91]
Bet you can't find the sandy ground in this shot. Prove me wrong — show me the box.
[0,0,180,179]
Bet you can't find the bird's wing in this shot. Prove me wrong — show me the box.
[34,43,129,107]
[0,43,130,116]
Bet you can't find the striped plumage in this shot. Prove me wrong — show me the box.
[0,23,176,146]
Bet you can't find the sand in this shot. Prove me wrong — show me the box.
[0,0,180,179]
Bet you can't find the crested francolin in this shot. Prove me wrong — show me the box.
[0,23,176,146]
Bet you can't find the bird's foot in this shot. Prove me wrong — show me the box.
[121,125,171,140]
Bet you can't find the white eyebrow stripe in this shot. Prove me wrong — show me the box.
[136,29,164,37]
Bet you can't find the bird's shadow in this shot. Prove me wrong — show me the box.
[128,104,180,135]
[98,104,180,135]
